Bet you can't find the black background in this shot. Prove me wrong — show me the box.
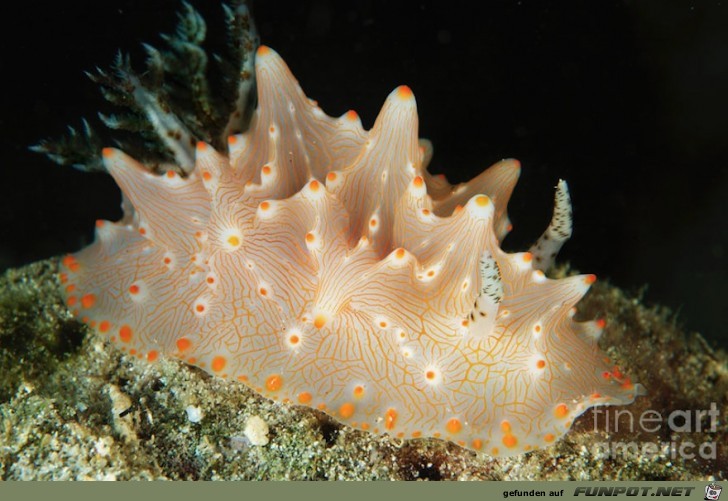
[1,1,726,345]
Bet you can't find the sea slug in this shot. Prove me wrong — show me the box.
[59,45,643,457]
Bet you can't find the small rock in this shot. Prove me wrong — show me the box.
[244,415,269,446]
[185,405,203,423]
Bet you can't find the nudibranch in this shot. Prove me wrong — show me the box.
[59,45,644,456]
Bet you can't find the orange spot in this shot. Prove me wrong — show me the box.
[379,320,387,328]
[260,201,270,211]
[554,404,569,419]
[227,235,240,247]
[412,431,422,438]
[385,409,398,430]
[621,378,634,390]
[309,180,320,191]
[196,141,207,151]
[259,287,267,296]
[261,165,271,175]
[129,349,137,356]
[502,434,518,448]
[397,432,405,439]
[585,274,597,285]
[139,227,147,236]
[397,85,413,99]
[361,423,370,431]
[591,393,601,400]
[269,126,275,133]
[81,316,89,324]
[206,277,215,285]
[500,421,512,433]
[166,171,176,178]
[305,232,315,243]
[202,171,212,181]
[491,447,499,455]
[454,204,463,213]
[425,370,436,380]
[228,135,238,145]
[163,256,171,265]
[67,296,78,307]
[446,418,462,434]
[596,318,607,329]
[523,252,533,262]
[176,338,191,351]
[461,319,469,327]
[339,403,355,419]
[475,195,490,207]
[369,218,377,227]
[266,374,283,392]
[472,439,483,451]
[81,293,96,309]
[317,403,326,411]
[65,284,76,293]
[413,176,424,188]
[99,321,111,333]
[289,334,300,345]
[211,356,226,372]
[421,208,430,216]
[188,357,197,365]
[195,304,205,313]
[395,248,405,259]
[313,314,326,329]
[129,284,140,295]
[534,324,542,333]
[353,386,365,398]
[62,255,80,272]
[536,359,546,369]
[102,148,114,158]
[95,220,105,228]
[257,45,270,56]
[327,172,337,182]
[602,371,612,379]
[59,273,68,284]
[237,375,249,382]
[147,350,159,362]
[345,110,358,121]
[612,366,624,379]
[544,433,555,443]
[119,325,133,343]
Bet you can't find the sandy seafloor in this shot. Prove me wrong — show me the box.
[0,258,725,480]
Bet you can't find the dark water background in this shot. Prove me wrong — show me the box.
[1,0,726,345]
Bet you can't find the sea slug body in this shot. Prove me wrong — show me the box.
[59,45,643,457]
